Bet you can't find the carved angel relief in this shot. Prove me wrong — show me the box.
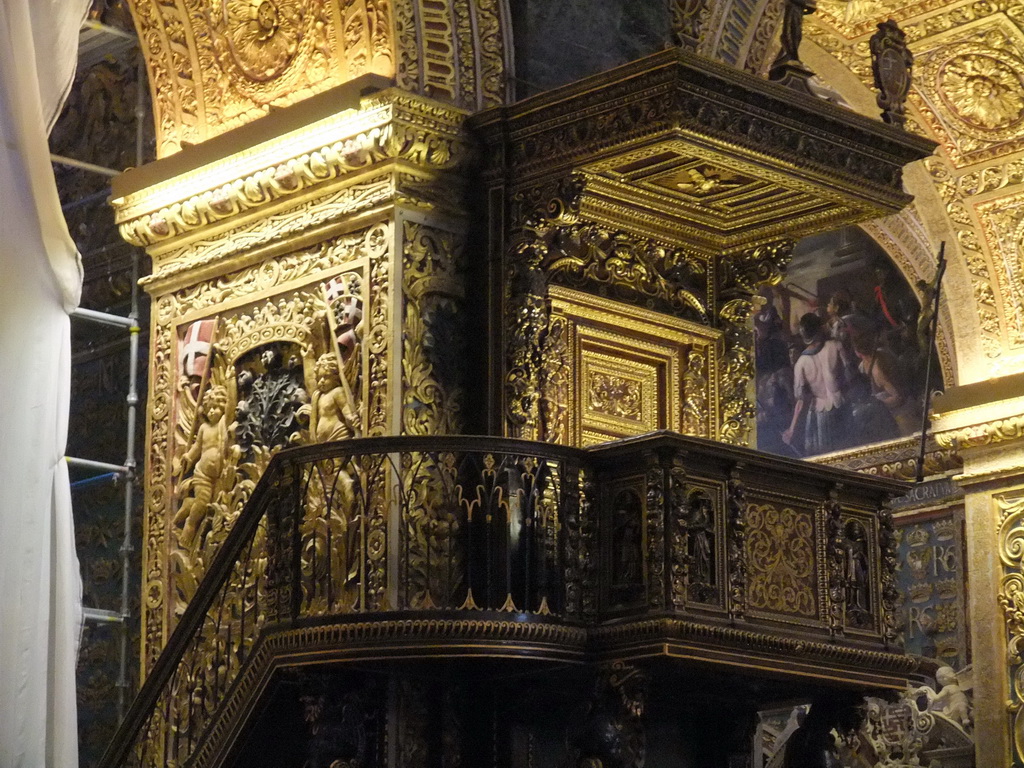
[169,275,366,607]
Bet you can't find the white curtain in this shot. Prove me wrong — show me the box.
[0,1,89,766]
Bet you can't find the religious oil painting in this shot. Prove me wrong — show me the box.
[755,226,943,458]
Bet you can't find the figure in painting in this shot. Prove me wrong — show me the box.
[755,228,941,458]
[782,313,848,455]
[173,385,233,549]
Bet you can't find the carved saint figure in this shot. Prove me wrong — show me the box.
[686,492,715,598]
[843,520,870,623]
[610,491,643,590]
[310,353,360,443]
[173,385,232,548]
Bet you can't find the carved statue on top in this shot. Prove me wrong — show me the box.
[870,20,914,129]
[173,384,235,549]
[911,666,972,730]
[769,0,818,96]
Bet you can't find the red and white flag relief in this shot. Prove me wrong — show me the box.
[180,318,217,379]
[0,2,90,767]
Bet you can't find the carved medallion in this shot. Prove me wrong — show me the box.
[938,53,1024,132]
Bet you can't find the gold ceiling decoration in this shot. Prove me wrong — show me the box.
[124,0,509,157]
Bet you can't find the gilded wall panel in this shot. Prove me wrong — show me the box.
[745,503,818,618]
[547,286,720,448]
[142,224,391,668]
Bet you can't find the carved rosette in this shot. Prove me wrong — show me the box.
[726,465,747,620]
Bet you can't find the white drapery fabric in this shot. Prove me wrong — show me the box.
[0,1,89,766]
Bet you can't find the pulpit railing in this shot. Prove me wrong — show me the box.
[99,432,908,768]
[100,436,580,768]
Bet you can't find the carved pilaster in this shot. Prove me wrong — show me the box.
[824,484,846,637]
[668,452,689,611]
[717,241,793,445]
[726,464,747,621]
[646,453,668,611]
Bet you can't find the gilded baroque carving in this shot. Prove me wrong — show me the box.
[878,504,899,644]
[997,492,1024,765]
[671,0,711,50]
[824,486,846,634]
[402,220,465,436]
[115,92,470,252]
[141,225,388,668]
[589,373,643,422]
[682,350,710,438]
[746,503,817,617]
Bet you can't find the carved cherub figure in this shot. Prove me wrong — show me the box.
[310,353,360,443]
[928,666,971,729]
[173,385,232,549]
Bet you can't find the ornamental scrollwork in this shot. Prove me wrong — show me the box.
[824,485,846,635]
[878,504,899,645]
[997,492,1024,766]
[746,502,816,617]
[726,465,747,620]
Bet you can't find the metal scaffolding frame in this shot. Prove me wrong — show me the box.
[64,21,145,725]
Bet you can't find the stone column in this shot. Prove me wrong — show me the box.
[932,372,1024,768]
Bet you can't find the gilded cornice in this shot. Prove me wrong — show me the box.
[931,373,1024,449]
[111,89,470,287]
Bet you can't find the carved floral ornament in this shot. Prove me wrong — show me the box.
[219,0,306,82]
[111,90,471,254]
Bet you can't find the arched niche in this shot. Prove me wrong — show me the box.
[124,0,512,157]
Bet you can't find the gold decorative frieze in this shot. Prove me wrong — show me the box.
[125,0,509,157]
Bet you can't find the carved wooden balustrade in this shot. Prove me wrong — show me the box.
[100,433,914,768]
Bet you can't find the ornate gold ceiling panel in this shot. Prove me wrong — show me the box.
[125,0,509,157]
